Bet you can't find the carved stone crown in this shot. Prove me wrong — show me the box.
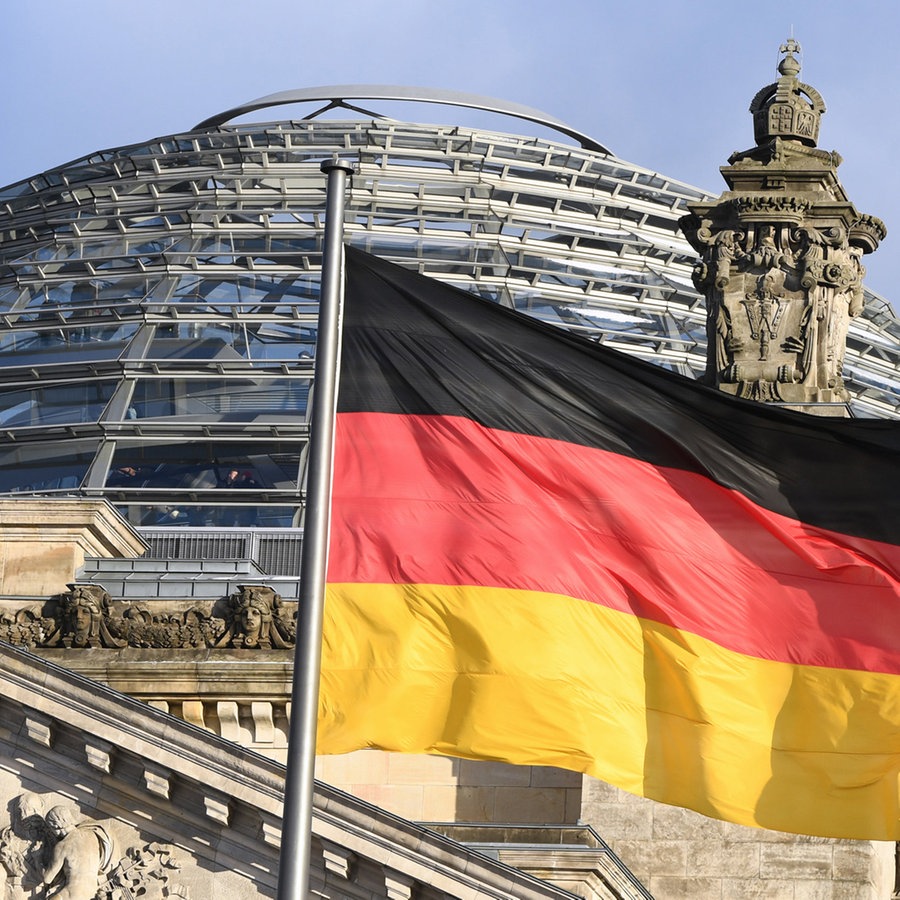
[750,39,825,148]
[850,213,888,254]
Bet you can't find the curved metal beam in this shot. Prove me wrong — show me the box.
[192,85,611,154]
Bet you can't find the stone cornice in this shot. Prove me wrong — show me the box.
[0,498,147,561]
[0,640,285,813]
[37,650,296,697]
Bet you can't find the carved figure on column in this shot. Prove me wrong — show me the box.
[744,270,785,362]
[711,229,743,289]
[679,38,885,414]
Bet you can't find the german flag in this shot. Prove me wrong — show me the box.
[320,247,900,839]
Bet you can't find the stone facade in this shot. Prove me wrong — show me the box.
[582,781,895,900]
[315,753,584,827]
[0,498,146,597]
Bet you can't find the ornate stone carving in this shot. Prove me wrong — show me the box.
[213,585,295,649]
[0,792,50,897]
[680,40,885,413]
[43,804,113,900]
[732,195,810,220]
[1,794,188,900]
[106,842,189,900]
[749,39,825,147]
[117,605,222,649]
[0,584,297,651]
[44,586,125,649]
[0,609,47,649]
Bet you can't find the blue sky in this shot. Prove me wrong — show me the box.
[3,0,899,299]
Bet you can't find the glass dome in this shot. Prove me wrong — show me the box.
[0,97,897,540]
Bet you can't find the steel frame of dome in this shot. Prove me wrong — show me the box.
[192,85,612,154]
[0,91,897,549]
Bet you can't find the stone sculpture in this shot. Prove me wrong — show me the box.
[42,804,112,900]
[214,585,295,649]
[0,792,49,897]
[43,585,126,649]
[680,39,885,413]
[1,793,187,900]
[0,583,297,652]
[118,604,222,649]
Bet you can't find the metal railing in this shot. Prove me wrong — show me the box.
[138,526,304,577]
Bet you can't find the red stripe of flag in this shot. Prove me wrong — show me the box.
[330,412,900,674]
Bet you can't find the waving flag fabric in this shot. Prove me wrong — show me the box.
[319,246,900,839]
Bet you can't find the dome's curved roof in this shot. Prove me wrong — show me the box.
[192,85,612,154]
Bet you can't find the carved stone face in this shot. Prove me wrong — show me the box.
[16,794,42,821]
[13,792,45,839]
[72,603,94,637]
[240,604,262,638]
[64,586,108,641]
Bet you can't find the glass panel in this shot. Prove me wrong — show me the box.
[117,503,298,528]
[0,323,138,365]
[0,381,116,427]
[145,323,317,364]
[165,274,321,314]
[249,323,317,361]
[127,377,311,420]
[0,180,37,201]
[0,439,98,493]
[352,235,503,264]
[11,277,155,312]
[107,441,301,490]
[146,323,249,363]
[123,212,187,228]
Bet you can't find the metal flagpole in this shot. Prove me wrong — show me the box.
[276,157,354,900]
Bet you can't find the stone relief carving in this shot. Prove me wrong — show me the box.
[682,208,874,404]
[213,585,295,649]
[0,795,188,900]
[749,38,825,147]
[0,792,50,897]
[709,229,744,290]
[119,606,221,650]
[679,40,885,411]
[742,270,785,360]
[0,610,45,650]
[106,842,189,900]
[43,587,126,650]
[42,804,113,900]
[0,584,295,651]
[732,195,810,220]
